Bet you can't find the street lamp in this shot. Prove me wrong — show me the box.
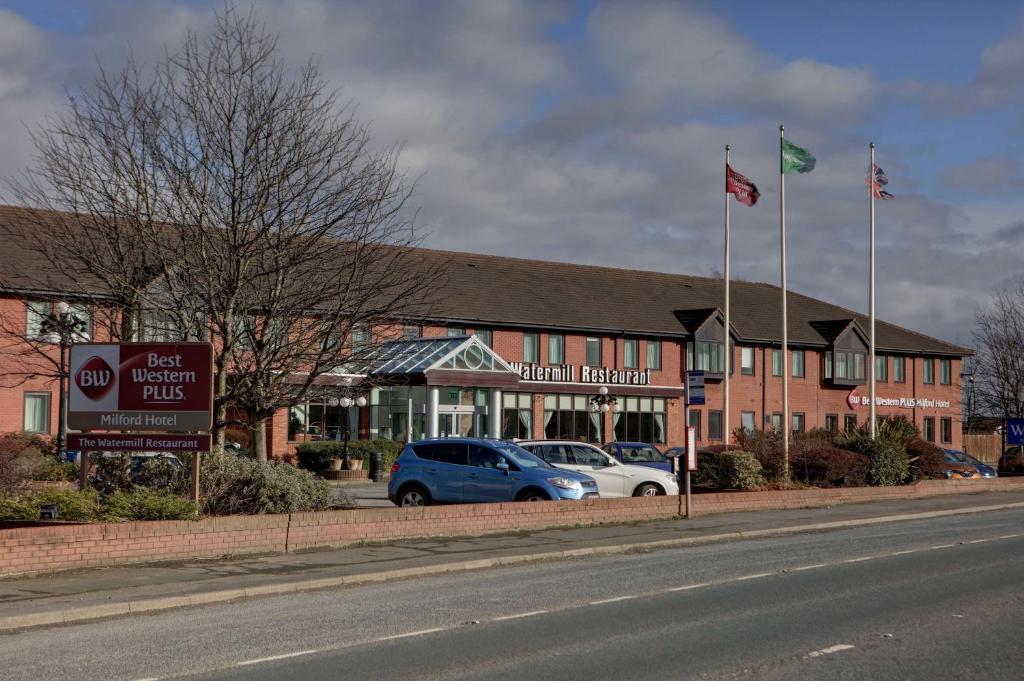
[329,392,368,467]
[39,301,88,460]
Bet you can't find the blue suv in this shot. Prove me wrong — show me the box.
[388,438,599,506]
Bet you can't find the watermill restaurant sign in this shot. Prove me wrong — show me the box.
[508,363,652,386]
[68,343,214,431]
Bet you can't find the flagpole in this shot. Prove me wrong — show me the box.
[724,145,731,446]
[869,143,877,439]
[779,124,789,479]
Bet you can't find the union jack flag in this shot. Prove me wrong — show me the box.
[870,163,894,200]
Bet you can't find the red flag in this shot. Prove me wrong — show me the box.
[726,164,760,206]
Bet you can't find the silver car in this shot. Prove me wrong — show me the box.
[517,440,679,497]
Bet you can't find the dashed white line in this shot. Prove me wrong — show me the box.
[590,595,635,605]
[929,543,956,550]
[237,650,319,666]
[492,610,549,621]
[888,549,919,556]
[734,571,774,580]
[806,643,855,658]
[667,583,711,592]
[844,556,875,563]
[377,627,446,641]
[131,678,159,681]
[789,563,826,572]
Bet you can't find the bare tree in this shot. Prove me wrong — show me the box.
[971,280,1024,423]
[3,6,438,459]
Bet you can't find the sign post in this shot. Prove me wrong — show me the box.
[684,425,697,518]
[682,371,704,518]
[68,343,214,503]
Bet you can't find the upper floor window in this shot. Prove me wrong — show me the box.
[893,356,906,383]
[402,324,422,340]
[23,392,51,434]
[25,301,49,338]
[475,329,493,348]
[447,326,465,337]
[939,358,952,385]
[646,340,662,371]
[623,339,638,369]
[791,350,805,378]
[27,301,91,342]
[923,358,935,384]
[351,324,371,352]
[586,337,602,367]
[875,355,888,382]
[832,351,866,381]
[696,341,724,373]
[548,333,564,364]
[523,332,539,363]
[772,348,783,376]
[740,347,755,375]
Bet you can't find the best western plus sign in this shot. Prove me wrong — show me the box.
[68,343,214,432]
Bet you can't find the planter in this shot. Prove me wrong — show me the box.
[328,458,343,471]
[347,458,364,471]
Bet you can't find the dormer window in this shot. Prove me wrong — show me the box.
[826,350,866,384]
[696,341,725,373]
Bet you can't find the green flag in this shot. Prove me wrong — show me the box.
[781,139,816,174]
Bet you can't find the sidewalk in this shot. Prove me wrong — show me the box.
[3,489,1024,631]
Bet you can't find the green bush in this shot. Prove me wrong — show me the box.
[0,488,102,521]
[0,432,54,494]
[733,428,786,481]
[0,494,36,520]
[102,488,198,521]
[791,446,870,487]
[35,460,78,482]
[295,439,403,471]
[905,438,946,481]
[201,451,332,516]
[694,450,765,490]
[840,434,910,486]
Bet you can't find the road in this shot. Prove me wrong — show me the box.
[2,509,1022,681]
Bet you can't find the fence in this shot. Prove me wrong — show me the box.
[963,432,1002,463]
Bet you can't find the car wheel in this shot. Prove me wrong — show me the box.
[633,483,663,497]
[518,490,550,502]
[397,486,429,507]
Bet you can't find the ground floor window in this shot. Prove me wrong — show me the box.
[741,411,756,432]
[940,417,952,444]
[689,409,701,441]
[23,392,51,434]
[613,397,666,443]
[544,394,602,443]
[923,416,935,443]
[791,412,805,434]
[289,400,360,442]
[844,414,858,433]
[708,410,723,440]
[825,413,838,432]
[769,412,783,431]
[503,392,533,439]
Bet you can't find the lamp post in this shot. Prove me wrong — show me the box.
[331,393,367,467]
[40,301,88,460]
[590,386,620,442]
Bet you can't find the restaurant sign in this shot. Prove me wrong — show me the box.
[508,363,651,386]
[68,343,214,431]
[67,433,212,452]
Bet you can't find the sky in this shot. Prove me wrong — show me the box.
[1,0,1023,348]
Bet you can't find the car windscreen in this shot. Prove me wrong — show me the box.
[943,451,964,464]
[621,446,666,463]
[494,442,553,469]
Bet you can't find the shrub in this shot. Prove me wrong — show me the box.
[840,434,910,486]
[200,451,332,516]
[35,460,78,482]
[0,432,53,494]
[0,494,36,520]
[877,415,919,442]
[733,428,785,481]
[791,446,870,487]
[694,450,765,490]
[102,488,198,521]
[905,438,946,480]
[295,439,403,472]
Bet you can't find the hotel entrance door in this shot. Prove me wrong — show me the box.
[437,406,476,437]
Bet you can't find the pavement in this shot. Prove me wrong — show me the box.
[329,479,392,507]
[2,488,1024,633]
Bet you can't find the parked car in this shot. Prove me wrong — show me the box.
[942,449,997,478]
[517,440,679,497]
[388,437,599,507]
[999,446,1024,474]
[940,450,981,479]
[601,442,673,472]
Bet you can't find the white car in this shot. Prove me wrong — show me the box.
[517,440,679,497]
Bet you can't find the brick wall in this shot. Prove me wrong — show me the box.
[3,477,1023,576]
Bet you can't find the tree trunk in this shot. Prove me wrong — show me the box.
[253,416,268,461]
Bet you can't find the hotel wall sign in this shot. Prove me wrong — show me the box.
[508,362,652,386]
[68,343,214,431]
[847,388,951,410]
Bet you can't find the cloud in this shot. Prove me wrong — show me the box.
[939,157,1024,194]
[993,221,1024,242]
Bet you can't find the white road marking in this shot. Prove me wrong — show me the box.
[590,595,635,605]
[929,543,956,550]
[237,650,319,666]
[888,549,919,556]
[789,563,826,571]
[667,583,711,592]
[996,533,1021,540]
[965,538,990,544]
[492,610,549,621]
[377,628,446,641]
[734,572,774,580]
[132,678,159,681]
[843,556,874,563]
[806,643,855,658]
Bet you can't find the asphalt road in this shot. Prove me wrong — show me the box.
[2,510,1022,681]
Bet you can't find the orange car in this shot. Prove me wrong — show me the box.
[943,450,979,479]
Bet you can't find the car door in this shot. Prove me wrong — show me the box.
[412,442,467,502]
[463,443,513,502]
[570,444,627,497]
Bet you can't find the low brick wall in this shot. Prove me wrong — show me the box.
[3,478,1024,576]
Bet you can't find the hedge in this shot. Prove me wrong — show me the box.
[295,439,403,472]
[694,450,765,490]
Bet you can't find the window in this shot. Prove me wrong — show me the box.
[772,349,783,376]
[792,350,805,378]
[502,392,533,440]
[845,414,858,433]
[475,329,493,348]
[413,442,468,465]
[875,355,888,382]
[402,324,421,340]
[544,394,602,443]
[792,412,805,434]
[923,358,935,384]
[646,340,662,370]
[923,416,935,442]
[351,324,371,352]
[709,410,723,440]
[447,326,465,337]
[613,396,667,443]
[25,301,49,338]
[740,347,755,375]
[523,333,539,363]
[769,413,783,431]
[23,392,50,434]
[586,337,602,367]
[825,413,839,432]
[696,341,724,372]
[940,417,952,444]
[468,444,502,468]
[688,409,701,441]
[571,444,607,466]
[824,351,833,379]
[548,334,565,364]
[741,411,756,432]
[893,356,906,383]
[940,359,952,385]
[623,339,638,369]
[832,351,866,381]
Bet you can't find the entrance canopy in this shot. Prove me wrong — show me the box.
[361,335,521,389]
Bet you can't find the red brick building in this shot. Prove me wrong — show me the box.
[0,205,967,456]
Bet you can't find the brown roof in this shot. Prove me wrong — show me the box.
[0,204,969,356]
